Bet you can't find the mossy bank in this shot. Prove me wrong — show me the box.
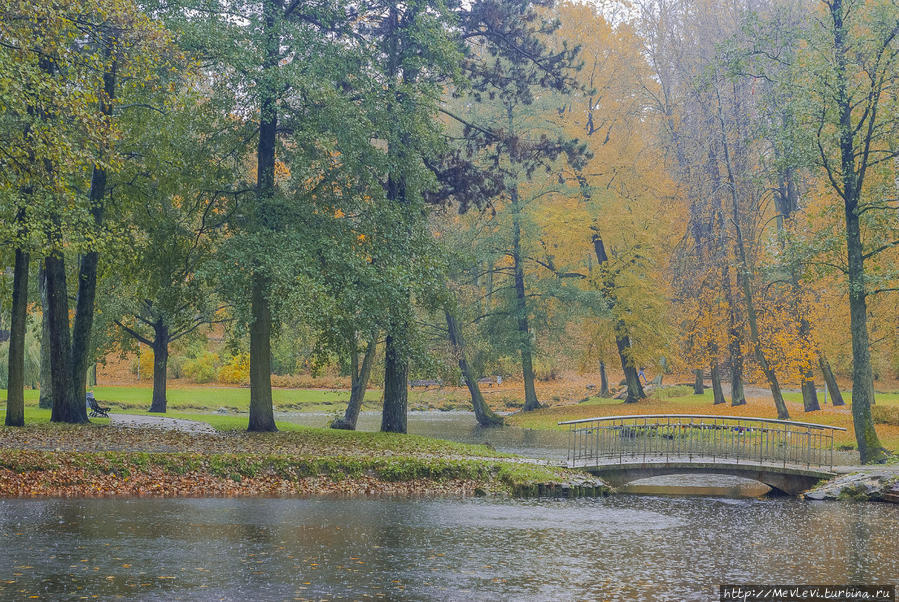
[0,423,608,498]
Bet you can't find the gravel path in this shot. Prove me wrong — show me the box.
[109,413,219,435]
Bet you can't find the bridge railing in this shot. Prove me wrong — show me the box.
[558,414,847,471]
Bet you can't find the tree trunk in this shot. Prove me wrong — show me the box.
[70,40,115,415]
[819,354,845,407]
[446,310,503,427]
[711,362,726,405]
[246,0,278,433]
[381,335,408,433]
[774,165,820,414]
[709,142,747,408]
[831,0,884,462]
[511,185,540,411]
[38,267,52,409]
[845,207,882,460]
[248,276,276,432]
[599,361,610,397]
[617,334,645,403]
[796,317,820,412]
[716,103,789,418]
[800,379,820,412]
[591,229,644,404]
[149,322,169,413]
[5,248,29,427]
[693,368,704,395]
[332,337,376,430]
[70,248,100,409]
[46,254,87,423]
[737,266,789,418]
[728,336,746,405]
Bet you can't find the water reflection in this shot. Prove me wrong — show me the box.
[278,410,572,460]
[1,497,896,600]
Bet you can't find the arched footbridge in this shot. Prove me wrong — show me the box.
[559,414,846,495]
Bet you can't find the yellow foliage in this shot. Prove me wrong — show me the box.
[137,348,154,381]
[218,353,250,385]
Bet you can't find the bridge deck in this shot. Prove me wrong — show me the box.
[568,455,835,478]
[560,414,847,475]
[570,456,835,495]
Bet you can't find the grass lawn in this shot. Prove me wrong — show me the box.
[1,385,382,413]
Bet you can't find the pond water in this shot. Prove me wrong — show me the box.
[2,496,896,600]
[279,410,572,460]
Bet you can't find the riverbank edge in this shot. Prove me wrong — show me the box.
[0,449,612,499]
[804,470,899,503]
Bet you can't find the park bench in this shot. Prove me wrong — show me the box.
[410,379,441,389]
[87,396,110,418]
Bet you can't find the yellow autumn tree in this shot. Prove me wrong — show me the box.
[530,2,683,400]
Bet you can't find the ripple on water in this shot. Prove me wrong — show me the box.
[0,496,896,601]
[418,498,684,532]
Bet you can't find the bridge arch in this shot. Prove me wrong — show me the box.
[587,462,831,495]
[560,414,845,496]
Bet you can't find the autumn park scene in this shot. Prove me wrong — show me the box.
[1,0,898,598]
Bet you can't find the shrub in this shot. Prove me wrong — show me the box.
[872,405,899,426]
[168,354,187,379]
[533,358,560,382]
[183,352,220,383]
[218,353,250,385]
[0,324,42,389]
[650,385,693,401]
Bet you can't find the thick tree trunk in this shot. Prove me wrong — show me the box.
[711,362,726,405]
[247,1,278,433]
[248,276,276,432]
[831,0,884,462]
[511,186,540,411]
[616,334,645,403]
[70,41,115,415]
[39,267,52,409]
[46,254,87,423]
[599,361,610,397]
[800,379,820,412]
[332,338,376,430]
[845,210,882,461]
[796,319,820,412]
[446,310,503,427]
[70,249,100,409]
[5,248,29,427]
[149,322,169,413]
[693,369,705,395]
[381,335,408,433]
[819,354,845,406]
[726,306,746,406]
[591,229,644,404]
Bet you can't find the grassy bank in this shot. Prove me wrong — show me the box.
[0,420,592,498]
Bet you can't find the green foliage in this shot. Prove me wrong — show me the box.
[0,319,40,389]
[182,352,220,384]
